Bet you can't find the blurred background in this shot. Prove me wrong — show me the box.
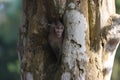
[0,0,21,80]
[0,0,119,80]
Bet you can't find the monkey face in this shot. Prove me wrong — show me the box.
[55,23,64,38]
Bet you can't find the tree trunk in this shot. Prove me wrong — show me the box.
[18,0,120,80]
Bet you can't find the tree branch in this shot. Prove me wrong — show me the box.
[101,14,120,52]
[101,14,120,80]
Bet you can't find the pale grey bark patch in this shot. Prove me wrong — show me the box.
[62,2,88,80]
[26,72,33,80]
[61,72,71,80]
[63,7,87,53]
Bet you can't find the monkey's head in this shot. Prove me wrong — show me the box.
[54,21,64,38]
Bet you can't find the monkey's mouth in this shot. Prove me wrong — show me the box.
[56,32,62,38]
[57,34,62,37]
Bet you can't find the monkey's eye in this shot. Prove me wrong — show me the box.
[56,26,63,29]
[58,25,64,29]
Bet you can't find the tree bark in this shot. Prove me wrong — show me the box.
[18,0,120,80]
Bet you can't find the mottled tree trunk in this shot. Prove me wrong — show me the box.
[18,0,120,80]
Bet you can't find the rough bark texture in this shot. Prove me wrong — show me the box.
[18,0,120,80]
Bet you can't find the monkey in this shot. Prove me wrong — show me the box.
[48,21,64,63]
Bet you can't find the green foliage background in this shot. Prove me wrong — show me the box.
[0,0,119,80]
[0,0,21,80]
